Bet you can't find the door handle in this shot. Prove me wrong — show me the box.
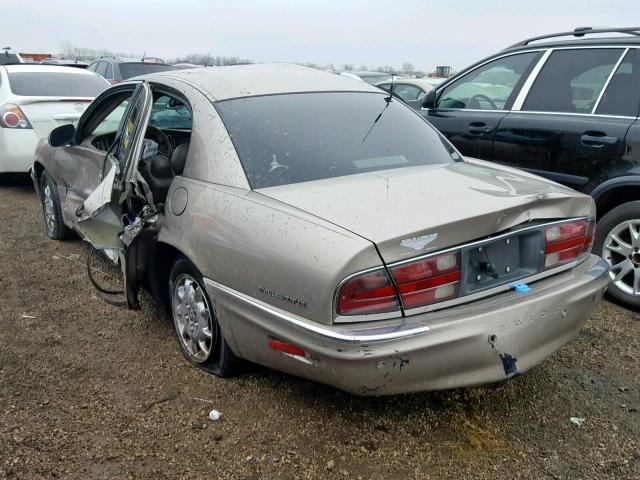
[581,132,617,147]
[468,122,491,135]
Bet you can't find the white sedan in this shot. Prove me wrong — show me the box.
[0,65,109,174]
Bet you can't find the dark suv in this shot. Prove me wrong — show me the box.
[87,57,176,84]
[420,27,640,309]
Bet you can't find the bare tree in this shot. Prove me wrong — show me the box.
[402,62,414,75]
[341,64,354,72]
[358,65,368,71]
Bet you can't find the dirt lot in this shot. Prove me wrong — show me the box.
[0,181,639,480]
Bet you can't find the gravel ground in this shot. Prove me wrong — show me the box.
[0,181,639,480]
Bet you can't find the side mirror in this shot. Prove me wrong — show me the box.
[422,89,437,109]
[49,124,75,147]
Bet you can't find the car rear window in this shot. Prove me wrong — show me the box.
[8,72,108,97]
[217,92,459,189]
[119,63,176,79]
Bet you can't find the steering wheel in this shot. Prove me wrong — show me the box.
[467,94,498,110]
[145,126,173,158]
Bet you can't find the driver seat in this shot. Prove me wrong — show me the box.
[142,143,189,204]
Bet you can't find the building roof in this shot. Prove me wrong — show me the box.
[144,63,380,101]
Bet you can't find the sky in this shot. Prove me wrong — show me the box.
[3,0,639,71]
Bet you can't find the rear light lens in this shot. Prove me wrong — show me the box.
[390,251,461,309]
[0,104,32,129]
[544,219,594,269]
[337,269,399,315]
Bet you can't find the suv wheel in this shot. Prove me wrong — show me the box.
[169,256,242,377]
[595,201,640,310]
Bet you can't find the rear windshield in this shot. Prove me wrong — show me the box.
[8,72,108,97]
[217,92,458,189]
[0,54,20,65]
[119,63,176,79]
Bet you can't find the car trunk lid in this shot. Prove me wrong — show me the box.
[15,97,92,138]
[256,160,594,264]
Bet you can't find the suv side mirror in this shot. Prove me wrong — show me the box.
[49,124,75,147]
[422,89,437,109]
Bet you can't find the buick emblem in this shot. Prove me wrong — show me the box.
[74,103,85,112]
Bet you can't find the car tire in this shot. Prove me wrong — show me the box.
[169,256,242,377]
[39,170,72,240]
[594,201,640,311]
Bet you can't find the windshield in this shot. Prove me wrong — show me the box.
[217,92,459,189]
[120,63,177,79]
[8,72,108,96]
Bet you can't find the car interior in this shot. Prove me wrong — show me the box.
[85,90,192,206]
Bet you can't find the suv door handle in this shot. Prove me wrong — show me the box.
[468,122,491,135]
[581,131,617,147]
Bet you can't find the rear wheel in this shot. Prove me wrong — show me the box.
[169,257,242,377]
[595,201,640,310]
[39,170,72,240]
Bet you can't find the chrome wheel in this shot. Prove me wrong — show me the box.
[603,219,640,296]
[172,274,215,363]
[43,183,56,235]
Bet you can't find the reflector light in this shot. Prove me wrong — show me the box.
[268,339,305,357]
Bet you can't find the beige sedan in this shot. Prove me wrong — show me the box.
[32,64,609,395]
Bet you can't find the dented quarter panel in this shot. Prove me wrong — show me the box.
[158,176,384,326]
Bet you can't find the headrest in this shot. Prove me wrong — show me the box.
[171,143,189,175]
[149,154,172,178]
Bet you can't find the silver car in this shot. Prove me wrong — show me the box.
[32,64,610,395]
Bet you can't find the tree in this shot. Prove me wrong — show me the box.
[341,64,354,72]
[402,62,414,75]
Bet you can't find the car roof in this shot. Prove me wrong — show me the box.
[2,64,97,75]
[142,63,381,101]
[375,78,436,89]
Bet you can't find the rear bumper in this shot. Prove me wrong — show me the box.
[206,255,610,395]
[0,129,40,173]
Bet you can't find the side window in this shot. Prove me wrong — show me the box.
[596,49,640,117]
[149,95,192,129]
[104,63,114,80]
[394,84,423,102]
[95,62,107,77]
[438,52,539,110]
[522,48,624,114]
[87,62,97,72]
[91,98,130,138]
[118,88,149,162]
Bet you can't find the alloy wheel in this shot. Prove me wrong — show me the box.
[172,274,215,363]
[603,219,640,296]
[43,183,56,235]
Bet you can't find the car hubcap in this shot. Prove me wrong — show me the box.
[603,219,640,296]
[172,274,215,362]
[43,184,55,234]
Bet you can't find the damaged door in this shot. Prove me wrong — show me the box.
[77,81,156,308]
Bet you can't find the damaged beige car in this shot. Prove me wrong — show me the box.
[32,64,610,395]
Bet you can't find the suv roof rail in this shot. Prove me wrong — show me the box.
[510,26,640,47]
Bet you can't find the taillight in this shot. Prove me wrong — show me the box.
[390,251,461,309]
[109,80,119,85]
[337,269,399,315]
[544,219,594,269]
[0,104,32,129]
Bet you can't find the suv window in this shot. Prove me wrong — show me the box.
[522,48,624,114]
[104,63,114,80]
[95,62,108,77]
[596,49,640,117]
[438,52,539,110]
